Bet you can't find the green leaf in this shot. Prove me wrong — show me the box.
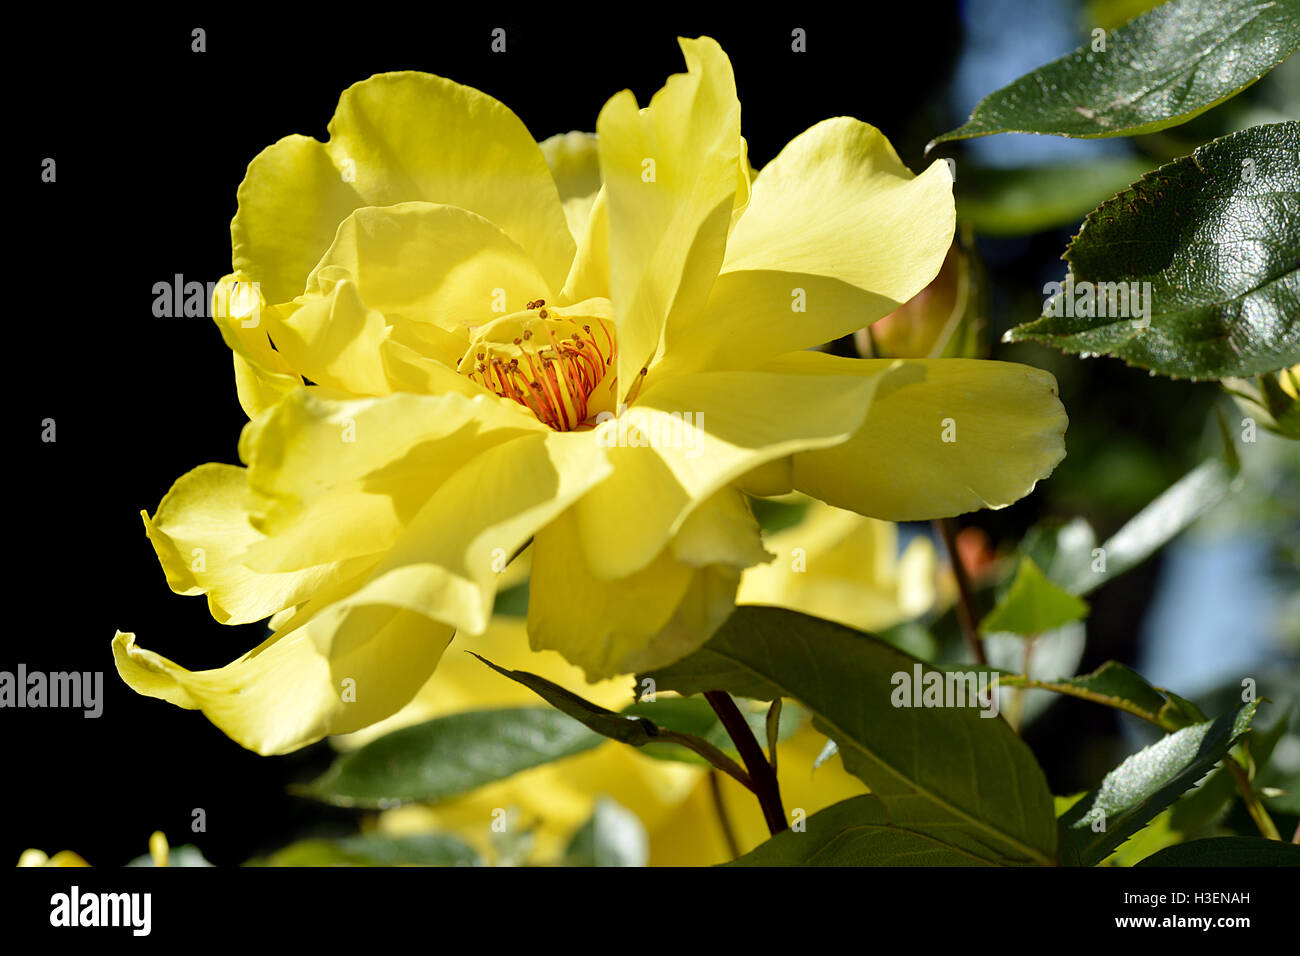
[471,656,688,747]
[1059,702,1258,865]
[1098,808,1183,866]
[1136,836,1300,866]
[470,654,751,784]
[931,0,1300,145]
[1001,660,1204,731]
[492,580,529,617]
[874,619,940,660]
[999,660,1210,735]
[726,795,996,866]
[1061,661,1179,720]
[1171,708,1294,832]
[642,606,1059,866]
[295,707,601,808]
[252,833,480,867]
[980,557,1090,636]
[957,159,1153,236]
[561,798,649,867]
[1168,763,1241,834]
[1006,122,1300,380]
[620,695,805,766]
[1063,452,1241,597]
[1258,369,1300,438]
[1017,517,1099,591]
[748,495,809,535]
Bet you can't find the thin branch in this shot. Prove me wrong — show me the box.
[705,690,788,837]
[1222,755,1281,841]
[935,517,987,666]
[653,728,753,792]
[708,769,742,860]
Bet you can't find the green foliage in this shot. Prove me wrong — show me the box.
[932,0,1300,145]
[1058,703,1258,865]
[251,833,479,867]
[296,707,602,808]
[999,660,1204,731]
[561,799,649,867]
[469,654,755,784]
[1019,436,1240,599]
[1259,371,1300,438]
[621,695,805,766]
[980,556,1090,636]
[725,796,991,866]
[1007,123,1300,379]
[1136,837,1300,866]
[956,159,1153,236]
[643,606,1059,865]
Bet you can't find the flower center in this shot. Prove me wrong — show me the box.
[458,300,617,431]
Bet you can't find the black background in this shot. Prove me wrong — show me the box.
[11,7,1223,867]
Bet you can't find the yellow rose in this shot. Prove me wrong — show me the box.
[115,37,1065,756]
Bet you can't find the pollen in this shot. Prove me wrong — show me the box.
[460,308,617,431]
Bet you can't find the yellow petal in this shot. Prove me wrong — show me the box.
[232,73,574,302]
[334,615,632,750]
[268,276,392,396]
[539,131,602,241]
[378,335,485,397]
[149,831,170,867]
[17,849,91,867]
[528,488,761,681]
[306,202,553,355]
[124,426,605,755]
[660,119,955,376]
[659,271,903,378]
[238,388,540,574]
[231,352,300,420]
[737,498,938,633]
[210,275,302,418]
[596,37,741,401]
[143,462,375,626]
[230,134,367,304]
[114,600,456,755]
[723,117,954,296]
[559,187,610,305]
[730,136,754,232]
[573,363,888,581]
[768,352,1067,520]
[337,429,612,639]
